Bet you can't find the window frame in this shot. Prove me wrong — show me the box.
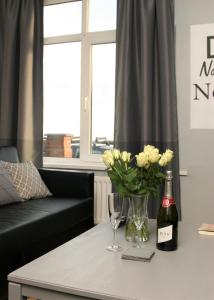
[43,0,116,170]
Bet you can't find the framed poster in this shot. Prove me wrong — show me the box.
[191,23,214,129]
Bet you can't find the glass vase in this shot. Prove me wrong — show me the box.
[125,195,150,243]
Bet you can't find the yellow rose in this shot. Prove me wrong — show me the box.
[112,149,120,160]
[158,154,168,167]
[102,150,114,167]
[136,152,149,168]
[103,150,112,157]
[164,149,173,163]
[148,148,160,163]
[102,155,114,167]
[121,151,131,162]
[144,145,155,155]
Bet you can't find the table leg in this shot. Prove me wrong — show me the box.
[8,282,24,300]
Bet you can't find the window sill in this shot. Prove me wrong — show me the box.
[43,157,189,175]
[43,157,106,171]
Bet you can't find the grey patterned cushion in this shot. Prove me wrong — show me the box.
[0,165,23,205]
[0,161,52,200]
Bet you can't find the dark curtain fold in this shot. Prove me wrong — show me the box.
[115,0,181,219]
[0,0,43,167]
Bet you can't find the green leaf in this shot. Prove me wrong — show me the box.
[155,172,165,178]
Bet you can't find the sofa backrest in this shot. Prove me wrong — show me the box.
[0,146,19,162]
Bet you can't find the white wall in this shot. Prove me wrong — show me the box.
[175,0,214,223]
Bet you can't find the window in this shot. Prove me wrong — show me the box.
[43,0,116,168]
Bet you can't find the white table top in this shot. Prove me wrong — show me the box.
[8,221,214,300]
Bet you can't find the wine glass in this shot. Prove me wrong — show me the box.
[107,193,124,252]
[131,195,148,248]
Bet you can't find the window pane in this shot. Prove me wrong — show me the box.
[44,2,82,37]
[91,43,116,154]
[89,0,116,32]
[43,42,81,158]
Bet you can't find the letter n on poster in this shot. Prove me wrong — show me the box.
[191,23,214,129]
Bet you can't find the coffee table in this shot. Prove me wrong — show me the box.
[8,221,214,300]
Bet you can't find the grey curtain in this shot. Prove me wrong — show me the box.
[115,0,181,218]
[0,0,43,167]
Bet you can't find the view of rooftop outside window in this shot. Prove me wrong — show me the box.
[43,42,81,158]
[43,0,116,161]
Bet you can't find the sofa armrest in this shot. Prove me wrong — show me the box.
[39,168,94,198]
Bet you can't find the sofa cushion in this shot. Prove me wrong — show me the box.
[0,161,52,200]
[0,165,23,206]
[0,146,19,163]
[0,197,93,255]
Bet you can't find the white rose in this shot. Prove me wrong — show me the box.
[121,151,131,162]
[148,148,160,163]
[164,149,173,163]
[112,149,120,160]
[136,152,149,167]
[158,154,168,167]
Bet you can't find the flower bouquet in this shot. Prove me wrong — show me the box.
[102,145,173,242]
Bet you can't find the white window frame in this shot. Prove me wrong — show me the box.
[43,0,116,170]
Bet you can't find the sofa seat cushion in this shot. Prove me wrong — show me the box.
[0,197,93,255]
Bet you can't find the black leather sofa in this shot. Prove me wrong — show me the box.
[0,146,94,284]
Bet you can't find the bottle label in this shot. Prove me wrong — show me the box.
[162,196,175,208]
[158,225,173,243]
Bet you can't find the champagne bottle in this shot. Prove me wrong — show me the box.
[156,170,178,251]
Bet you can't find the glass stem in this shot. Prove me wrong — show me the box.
[113,228,117,247]
[137,228,141,248]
